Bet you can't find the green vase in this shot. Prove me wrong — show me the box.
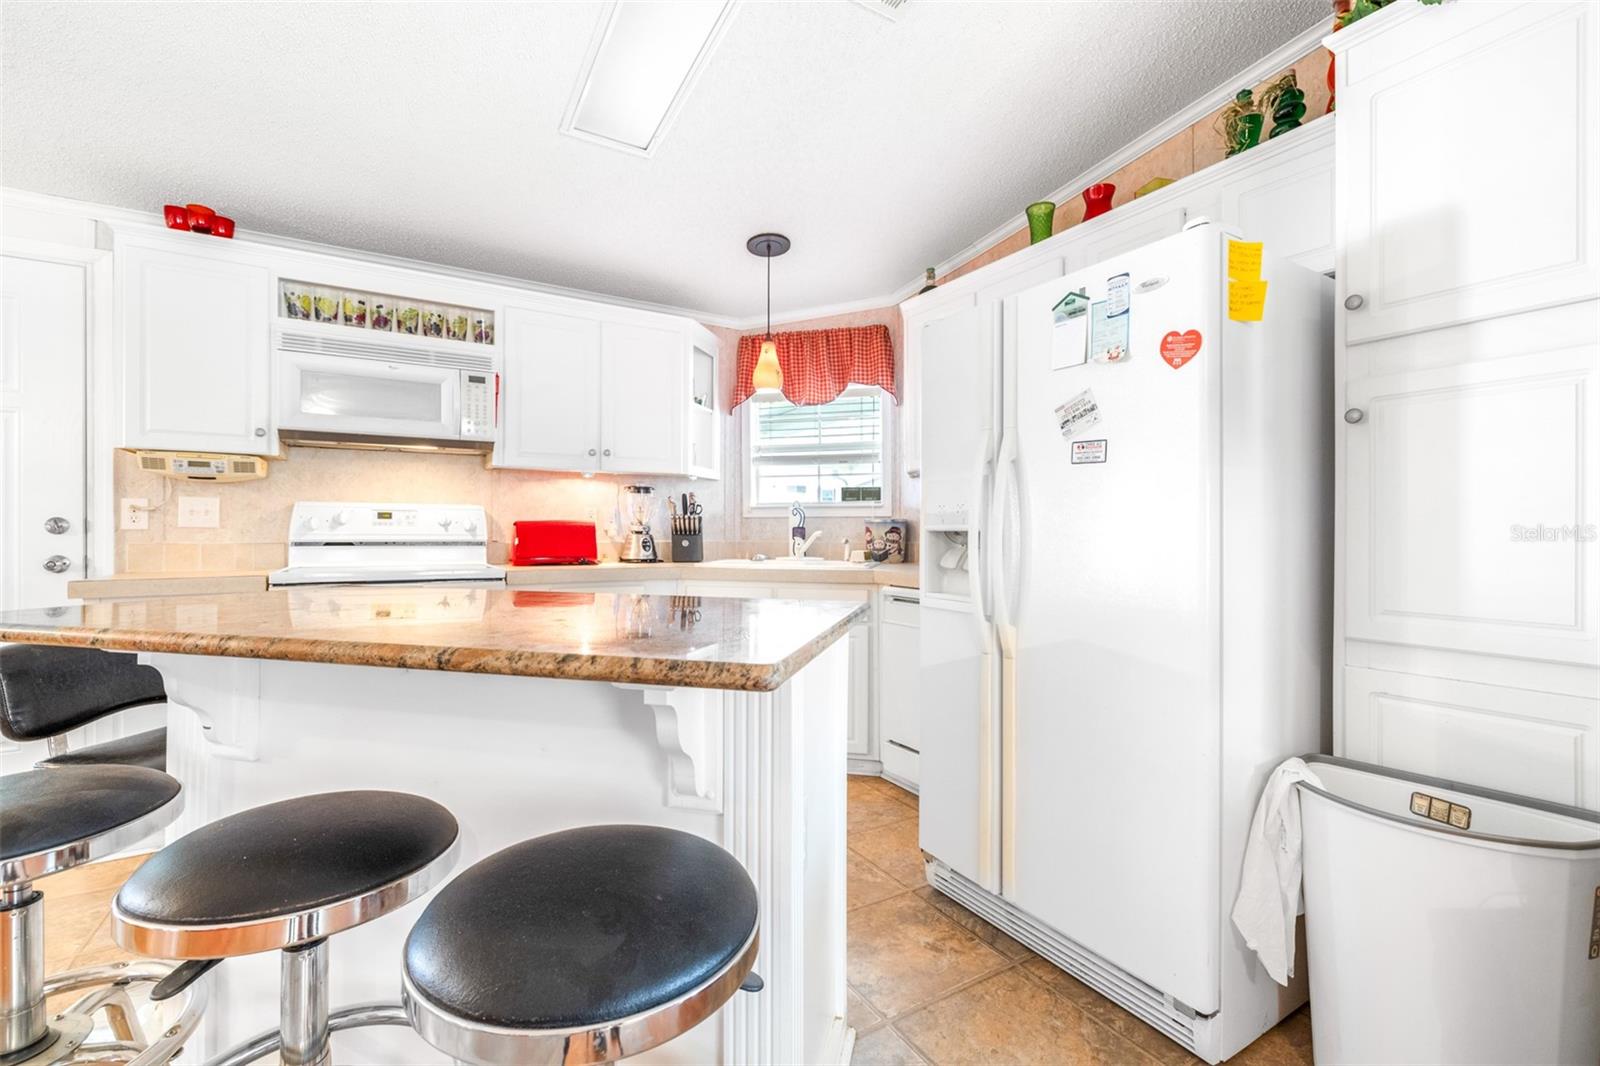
[1026,201,1056,244]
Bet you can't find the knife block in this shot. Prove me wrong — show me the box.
[670,533,703,563]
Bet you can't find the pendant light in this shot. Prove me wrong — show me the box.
[747,232,790,393]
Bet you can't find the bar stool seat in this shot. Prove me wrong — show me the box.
[1,766,180,880]
[1,765,194,1066]
[114,790,459,957]
[38,727,167,772]
[402,825,759,1065]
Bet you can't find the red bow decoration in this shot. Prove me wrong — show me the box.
[163,203,235,238]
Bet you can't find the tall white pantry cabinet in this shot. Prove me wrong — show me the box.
[1328,0,1600,808]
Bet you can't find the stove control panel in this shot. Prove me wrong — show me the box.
[288,503,489,544]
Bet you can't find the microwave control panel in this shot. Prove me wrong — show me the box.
[460,371,497,440]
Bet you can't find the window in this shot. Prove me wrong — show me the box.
[746,387,890,513]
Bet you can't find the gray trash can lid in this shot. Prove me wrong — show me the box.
[1297,754,1600,853]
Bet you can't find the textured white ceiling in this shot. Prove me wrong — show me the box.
[1,0,1323,319]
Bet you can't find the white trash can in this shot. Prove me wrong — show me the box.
[1296,755,1600,1065]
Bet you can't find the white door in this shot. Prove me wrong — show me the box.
[600,322,684,474]
[1005,227,1223,1014]
[1,252,88,608]
[1343,344,1600,666]
[1337,1,1599,343]
[497,309,601,472]
[918,599,994,883]
[120,241,274,454]
[916,298,984,530]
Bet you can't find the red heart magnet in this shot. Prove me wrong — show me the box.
[1159,329,1202,369]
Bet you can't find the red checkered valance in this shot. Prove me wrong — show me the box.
[731,325,897,409]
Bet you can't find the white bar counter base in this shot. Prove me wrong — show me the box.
[0,589,862,1065]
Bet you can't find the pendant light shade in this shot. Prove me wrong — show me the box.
[752,338,781,391]
[747,232,790,394]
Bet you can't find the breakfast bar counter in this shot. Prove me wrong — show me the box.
[0,587,863,1065]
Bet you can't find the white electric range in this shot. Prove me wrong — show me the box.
[268,502,506,588]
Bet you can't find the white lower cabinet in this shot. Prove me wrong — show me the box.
[1342,666,1599,809]
[877,587,921,788]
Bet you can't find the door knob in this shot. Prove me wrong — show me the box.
[588,448,597,456]
[1344,408,1365,424]
[255,427,267,437]
[44,516,70,534]
[602,448,612,457]
[1343,294,1365,310]
[43,555,71,574]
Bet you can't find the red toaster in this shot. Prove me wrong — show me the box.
[511,520,599,566]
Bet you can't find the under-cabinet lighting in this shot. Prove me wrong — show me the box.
[561,1,734,157]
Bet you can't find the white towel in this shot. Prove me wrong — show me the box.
[1230,756,1323,986]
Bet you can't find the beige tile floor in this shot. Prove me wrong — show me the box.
[844,775,1314,1066]
[38,784,1313,1065]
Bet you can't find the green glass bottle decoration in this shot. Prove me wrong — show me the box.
[1262,72,1307,140]
[1220,89,1264,158]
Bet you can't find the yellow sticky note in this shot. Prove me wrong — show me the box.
[1227,240,1263,281]
[1229,279,1269,322]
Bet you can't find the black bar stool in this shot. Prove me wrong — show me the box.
[0,645,167,771]
[110,790,458,1066]
[1,765,199,1065]
[401,825,761,1065]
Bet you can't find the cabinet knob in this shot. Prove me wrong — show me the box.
[1343,294,1365,311]
[254,427,267,438]
[44,516,70,534]
[603,448,612,457]
[43,555,70,574]
[588,448,597,456]
[1344,408,1365,424]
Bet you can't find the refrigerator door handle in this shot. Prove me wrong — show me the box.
[969,432,993,639]
[991,435,1019,654]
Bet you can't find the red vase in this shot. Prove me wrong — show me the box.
[1082,183,1115,221]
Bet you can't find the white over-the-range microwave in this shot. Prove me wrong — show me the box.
[274,327,498,452]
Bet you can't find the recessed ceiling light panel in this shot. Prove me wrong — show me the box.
[560,0,735,157]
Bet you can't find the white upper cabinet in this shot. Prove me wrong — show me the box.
[1343,342,1599,667]
[1332,1,1600,343]
[496,308,715,478]
[497,308,602,472]
[1216,121,1334,274]
[118,238,275,455]
[600,321,686,475]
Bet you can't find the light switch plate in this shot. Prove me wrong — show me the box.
[177,496,220,528]
[120,498,149,531]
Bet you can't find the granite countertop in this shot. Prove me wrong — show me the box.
[0,588,868,692]
[66,561,919,599]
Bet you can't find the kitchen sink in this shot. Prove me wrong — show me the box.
[706,557,878,570]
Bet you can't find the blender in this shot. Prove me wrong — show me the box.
[619,485,659,563]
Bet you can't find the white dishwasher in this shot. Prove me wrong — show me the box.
[877,585,921,789]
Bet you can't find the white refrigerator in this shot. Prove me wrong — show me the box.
[918,223,1332,1063]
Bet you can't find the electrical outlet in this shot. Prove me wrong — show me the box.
[177,496,220,528]
[120,498,149,531]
